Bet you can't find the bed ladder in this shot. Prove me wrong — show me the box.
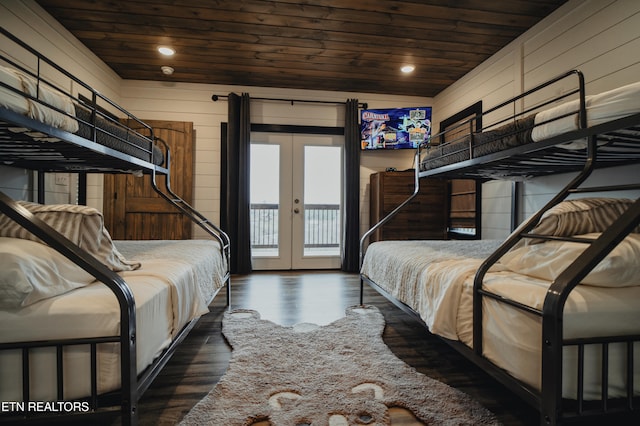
[471,134,640,425]
[150,137,232,305]
[359,149,423,304]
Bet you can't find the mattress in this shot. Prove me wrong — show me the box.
[531,81,640,142]
[74,105,164,166]
[0,64,164,166]
[421,81,640,172]
[361,239,640,399]
[0,239,226,401]
[457,271,640,399]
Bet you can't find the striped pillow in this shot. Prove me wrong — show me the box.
[531,198,636,239]
[0,201,140,272]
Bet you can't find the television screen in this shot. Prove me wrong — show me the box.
[360,106,432,150]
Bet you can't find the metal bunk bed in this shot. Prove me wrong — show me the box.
[0,28,231,425]
[360,70,640,425]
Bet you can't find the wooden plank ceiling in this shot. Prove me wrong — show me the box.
[36,0,567,97]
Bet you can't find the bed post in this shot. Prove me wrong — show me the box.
[541,197,640,425]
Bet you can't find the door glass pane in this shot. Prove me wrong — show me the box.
[303,146,341,256]
[250,144,279,257]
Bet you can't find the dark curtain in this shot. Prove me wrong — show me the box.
[341,99,361,272]
[222,92,252,274]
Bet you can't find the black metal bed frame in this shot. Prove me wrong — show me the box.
[0,29,231,425]
[359,70,640,425]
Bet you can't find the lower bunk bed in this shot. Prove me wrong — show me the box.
[0,197,230,425]
[361,226,640,423]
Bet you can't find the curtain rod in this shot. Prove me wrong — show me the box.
[211,94,367,109]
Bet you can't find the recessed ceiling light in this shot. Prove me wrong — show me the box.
[401,65,415,73]
[158,46,175,56]
[161,66,174,75]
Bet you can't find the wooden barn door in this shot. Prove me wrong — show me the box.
[103,120,194,240]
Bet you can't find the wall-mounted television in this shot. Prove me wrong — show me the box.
[360,106,432,150]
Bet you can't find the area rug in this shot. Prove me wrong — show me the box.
[180,305,500,425]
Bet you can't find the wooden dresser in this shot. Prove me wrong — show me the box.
[369,171,448,242]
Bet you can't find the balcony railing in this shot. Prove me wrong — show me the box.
[250,203,340,250]
[250,203,279,248]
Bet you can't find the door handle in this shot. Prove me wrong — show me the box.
[294,208,300,214]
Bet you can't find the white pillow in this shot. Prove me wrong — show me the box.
[0,237,96,309]
[500,233,640,288]
[0,65,30,114]
[13,69,79,133]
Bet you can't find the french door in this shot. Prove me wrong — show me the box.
[250,133,343,270]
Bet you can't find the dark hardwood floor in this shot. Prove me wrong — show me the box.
[130,271,539,425]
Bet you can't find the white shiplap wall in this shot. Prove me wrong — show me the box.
[433,0,640,239]
[119,80,430,237]
[0,166,32,201]
[0,1,121,100]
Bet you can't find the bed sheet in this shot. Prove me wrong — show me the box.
[361,240,640,399]
[360,240,501,339]
[0,239,226,401]
[0,275,173,400]
[115,239,228,327]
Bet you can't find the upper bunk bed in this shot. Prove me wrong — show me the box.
[0,27,167,175]
[359,70,640,425]
[0,27,230,425]
[419,70,640,181]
